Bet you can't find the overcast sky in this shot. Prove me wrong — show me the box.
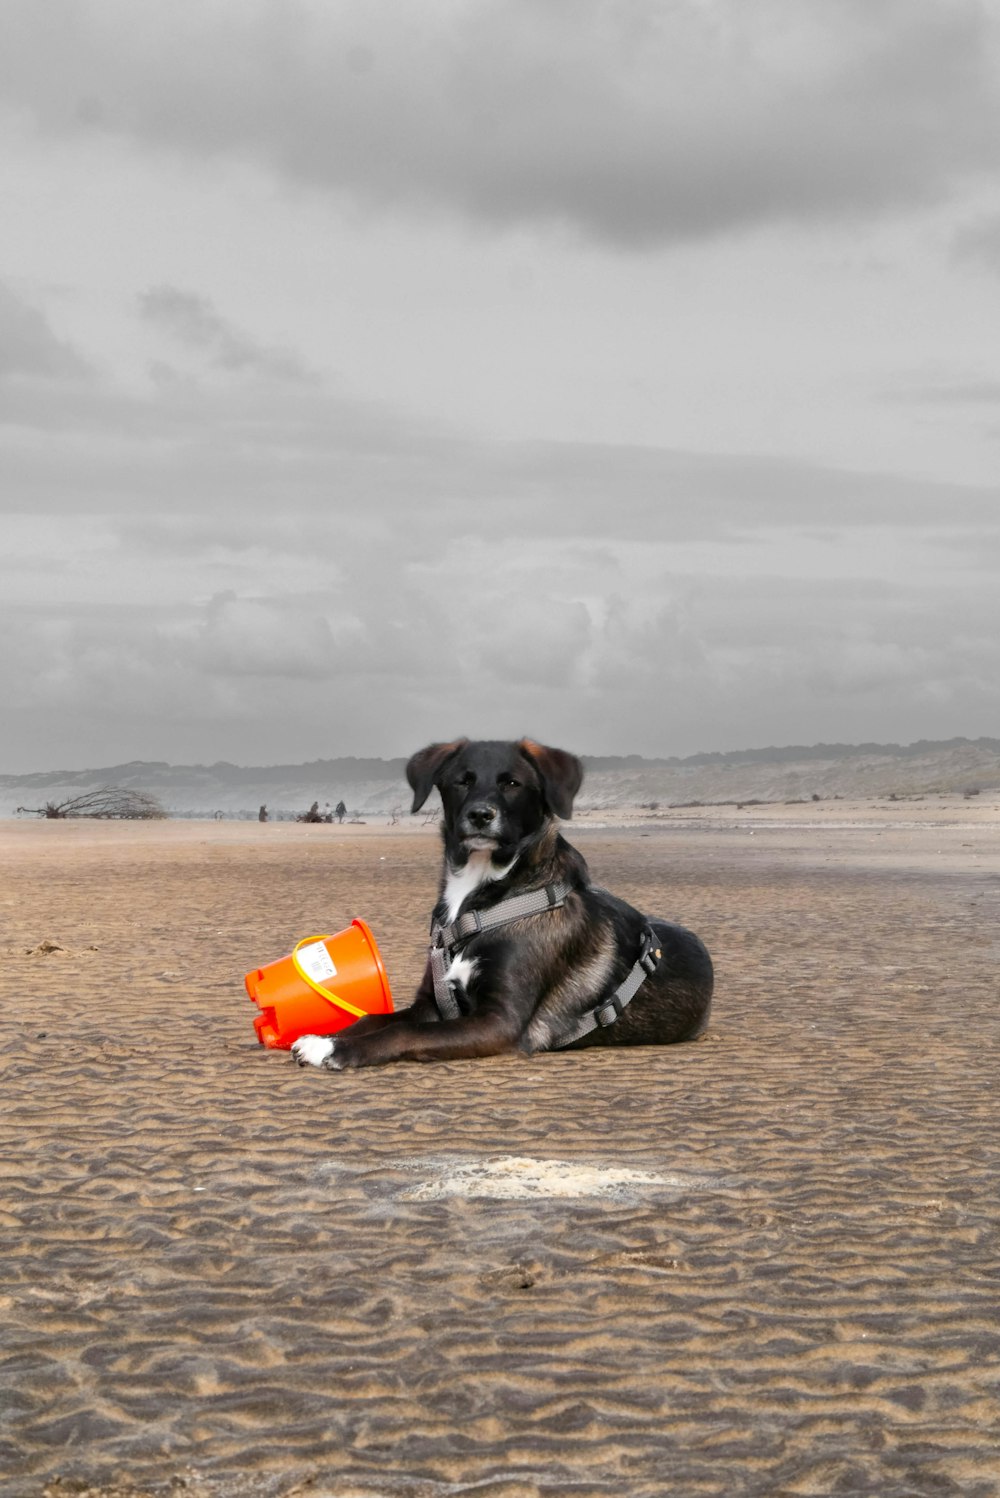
[2,0,999,772]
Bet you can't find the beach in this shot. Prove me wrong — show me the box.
[3,801,999,1498]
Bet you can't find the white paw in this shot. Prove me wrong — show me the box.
[291,1034,335,1068]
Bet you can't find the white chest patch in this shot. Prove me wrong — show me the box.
[445,953,478,995]
[442,850,517,923]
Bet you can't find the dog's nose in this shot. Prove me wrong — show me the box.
[466,805,497,830]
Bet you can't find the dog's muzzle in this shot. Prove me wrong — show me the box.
[459,803,501,847]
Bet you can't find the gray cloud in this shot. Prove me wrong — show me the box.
[138,285,316,381]
[179,591,339,679]
[932,529,1000,569]
[113,511,316,558]
[0,281,92,381]
[3,1,997,248]
[884,376,1000,406]
[4,513,999,768]
[953,212,1000,273]
[4,339,998,543]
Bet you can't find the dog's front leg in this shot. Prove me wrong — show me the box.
[290,991,440,1068]
[301,1009,523,1070]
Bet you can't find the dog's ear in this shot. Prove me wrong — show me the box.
[518,739,583,820]
[406,739,469,813]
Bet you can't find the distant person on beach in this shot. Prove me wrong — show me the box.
[258,805,268,822]
[298,801,327,823]
[335,800,347,823]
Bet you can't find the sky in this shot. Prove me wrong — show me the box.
[2,0,999,772]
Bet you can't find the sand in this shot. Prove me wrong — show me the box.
[2,802,999,1498]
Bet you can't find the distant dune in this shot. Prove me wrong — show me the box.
[3,736,999,818]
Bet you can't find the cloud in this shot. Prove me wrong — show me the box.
[138,285,316,381]
[6,514,1000,768]
[3,338,999,550]
[472,592,592,688]
[953,212,1000,274]
[886,378,1000,406]
[0,281,92,381]
[931,528,1000,570]
[177,591,339,678]
[584,594,711,697]
[3,1,998,248]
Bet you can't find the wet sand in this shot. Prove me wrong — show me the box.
[2,805,999,1498]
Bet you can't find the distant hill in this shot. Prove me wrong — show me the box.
[1,756,409,820]
[3,738,999,818]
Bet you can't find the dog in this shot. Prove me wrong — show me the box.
[292,738,713,1071]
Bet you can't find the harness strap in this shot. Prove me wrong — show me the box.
[550,926,663,1048]
[429,942,461,1020]
[427,877,664,1042]
[430,879,575,1019]
[434,878,575,952]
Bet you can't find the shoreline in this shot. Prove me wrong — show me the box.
[3,794,997,879]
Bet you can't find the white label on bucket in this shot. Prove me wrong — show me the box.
[297,940,337,984]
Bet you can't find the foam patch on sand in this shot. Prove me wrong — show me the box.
[402,1155,708,1201]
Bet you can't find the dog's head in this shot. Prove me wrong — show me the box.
[406,738,583,863]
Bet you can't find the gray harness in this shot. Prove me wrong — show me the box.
[429,879,664,1049]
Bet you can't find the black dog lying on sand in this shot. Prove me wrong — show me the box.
[292,738,713,1071]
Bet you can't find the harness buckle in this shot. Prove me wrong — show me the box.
[639,931,662,976]
[595,995,624,1028]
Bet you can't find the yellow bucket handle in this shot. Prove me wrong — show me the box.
[290,935,367,1020]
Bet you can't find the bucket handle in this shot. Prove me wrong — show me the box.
[290,935,368,1020]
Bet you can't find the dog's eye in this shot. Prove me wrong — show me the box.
[500,776,521,790]
[455,771,475,788]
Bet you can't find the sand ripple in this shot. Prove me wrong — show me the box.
[2,822,999,1497]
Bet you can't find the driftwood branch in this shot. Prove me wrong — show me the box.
[17,786,168,820]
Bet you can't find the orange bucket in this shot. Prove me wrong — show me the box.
[245,918,394,1049]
